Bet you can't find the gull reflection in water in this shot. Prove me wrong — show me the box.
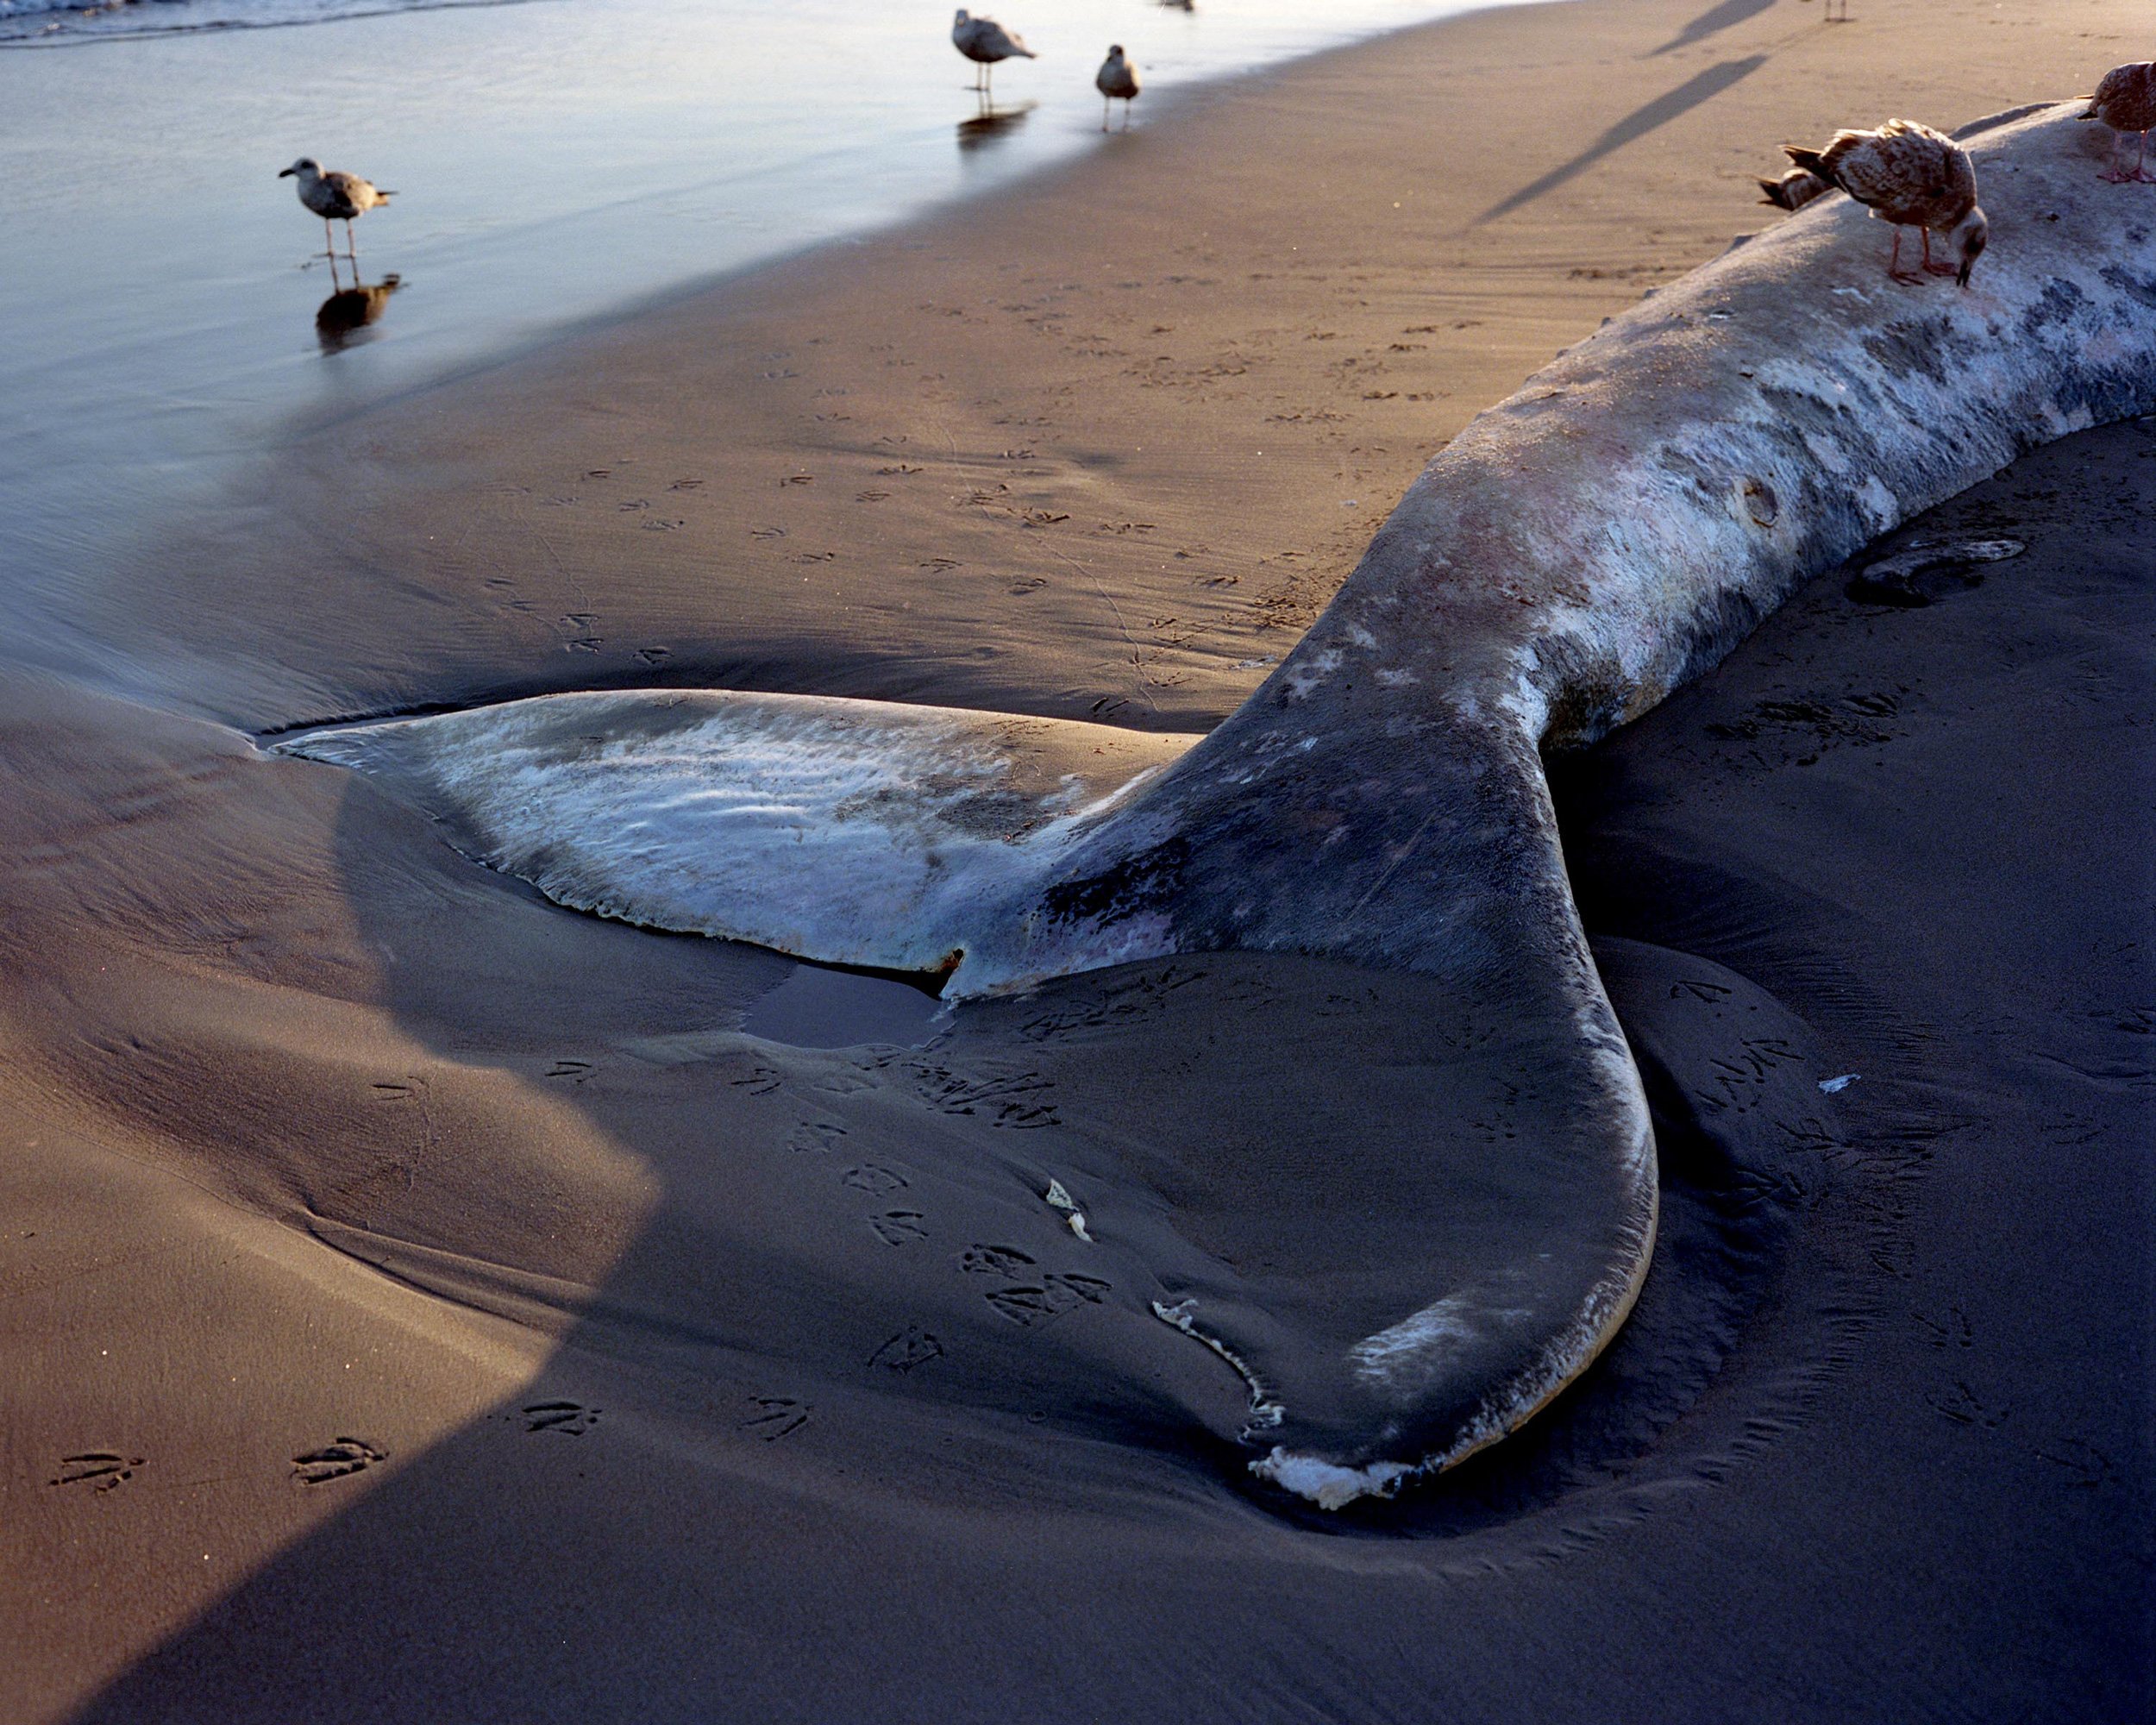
[957,99,1035,153]
[316,273,404,353]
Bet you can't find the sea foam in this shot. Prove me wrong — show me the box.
[0,0,542,47]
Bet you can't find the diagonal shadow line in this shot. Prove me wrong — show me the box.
[1474,56,1770,227]
[1645,0,1777,59]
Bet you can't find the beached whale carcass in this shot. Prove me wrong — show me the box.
[279,103,2156,1509]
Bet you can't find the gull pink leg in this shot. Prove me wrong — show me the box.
[1887,227,1921,285]
[2098,129,2153,185]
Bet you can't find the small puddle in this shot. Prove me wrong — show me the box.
[739,961,948,1050]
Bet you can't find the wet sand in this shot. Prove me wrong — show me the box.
[4,0,2151,1719]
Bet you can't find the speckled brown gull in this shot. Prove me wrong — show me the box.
[279,157,393,261]
[2080,61,2156,184]
[1783,118,1987,285]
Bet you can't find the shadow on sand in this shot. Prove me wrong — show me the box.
[1644,0,1777,58]
[60,779,1852,1719]
[1476,56,1769,225]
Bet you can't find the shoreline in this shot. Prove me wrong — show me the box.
[257,0,1576,448]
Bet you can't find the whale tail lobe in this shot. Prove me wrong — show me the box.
[275,686,1659,1507]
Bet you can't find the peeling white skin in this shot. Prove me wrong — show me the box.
[281,691,1196,974]
[1249,1450,1413,1513]
[275,106,2155,1511]
[1150,1300,1285,1438]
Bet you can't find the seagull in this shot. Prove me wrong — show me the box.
[1096,45,1140,130]
[951,9,1034,98]
[2080,61,2156,184]
[279,158,393,261]
[1757,166,1828,211]
[1782,119,1987,287]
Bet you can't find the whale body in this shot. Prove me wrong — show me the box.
[279,104,2156,1508]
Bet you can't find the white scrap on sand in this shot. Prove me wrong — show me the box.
[279,157,393,260]
[1044,1179,1094,1241]
[1095,45,1140,131]
[1782,118,1987,286]
[2080,61,2156,184]
[951,9,1034,97]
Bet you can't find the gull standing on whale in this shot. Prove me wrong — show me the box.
[2080,61,2156,184]
[1783,119,1988,285]
[1096,45,1140,131]
[951,9,1034,98]
[279,157,393,261]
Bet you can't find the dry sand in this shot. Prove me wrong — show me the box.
[4,0,2151,1719]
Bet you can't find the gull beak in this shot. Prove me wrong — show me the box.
[278,167,296,178]
[1956,256,1975,290]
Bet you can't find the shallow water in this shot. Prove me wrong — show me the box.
[0,0,1537,690]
